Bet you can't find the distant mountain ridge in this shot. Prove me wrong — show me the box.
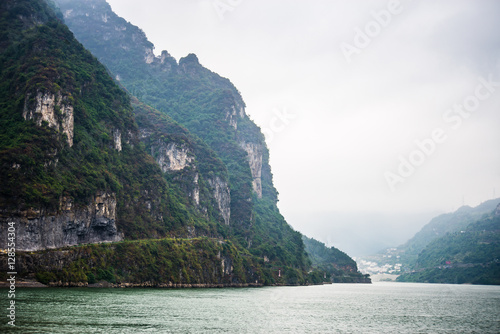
[302,236,370,283]
[378,198,500,270]
[397,202,500,285]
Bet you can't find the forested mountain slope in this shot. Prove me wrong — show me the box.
[398,204,500,285]
[54,0,309,275]
[0,0,287,286]
[0,0,367,286]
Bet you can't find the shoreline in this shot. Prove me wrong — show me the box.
[0,279,370,289]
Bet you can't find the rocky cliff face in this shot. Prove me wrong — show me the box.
[112,129,122,151]
[225,102,245,131]
[495,204,500,216]
[0,0,365,286]
[23,91,74,147]
[0,191,122,251]
[54,0,310,274]
[132,100,232,226]
[0,0,195,250]
[239,141,263,198]
[152,141,194,172]
[208,176,231,225]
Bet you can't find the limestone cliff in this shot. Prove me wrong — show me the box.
[239,141,263,198]
[23,91,74,147]
[0,192,122,251]
[151,141,194,172]
[54,0,310,275]
[225,102,245,131]
[207,176,231,225]
[0,0,190,251]
[132,100,231,226]
[0,0,341,287]
[112,129,122,151]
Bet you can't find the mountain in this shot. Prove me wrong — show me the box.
[396,198,500,266]
[0,0,366,286]
[0,0,265,286]
[302,236,370,283]
[397,203,500,285]
[52,0,311,278]
[362,198,500,274]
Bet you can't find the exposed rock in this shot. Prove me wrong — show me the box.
[187,226,196,238]
[0,192,122,251]
[239,141,263,198]
[144,47,155,64]
[495,204,500,216]
[192,173,200,205]
[225,106,238,130]
[221,256,234,276]
[208,177,231,225]
[152,142,194,172]
[112,129,122,151]
[23,91,74,147]
[225,102,246,130]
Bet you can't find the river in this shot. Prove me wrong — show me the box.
[1,282,499,333]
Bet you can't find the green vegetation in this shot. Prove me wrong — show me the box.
[11,238,260,285]
[55,0,310,275]
[0,0,174,240]
[0,0,228,242]
[393,199,500,269]
[397,211,500,285]
[303,236,371,283]
[0,236,326,286]
[0,0,365,287]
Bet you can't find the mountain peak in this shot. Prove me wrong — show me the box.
[179,53,200,65]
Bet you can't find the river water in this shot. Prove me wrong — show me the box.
[1,282,499,333]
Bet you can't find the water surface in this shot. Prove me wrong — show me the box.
[1,282,499,333]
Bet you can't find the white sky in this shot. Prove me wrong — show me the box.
[105,0,500,255]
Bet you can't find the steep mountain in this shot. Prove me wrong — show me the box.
[0,0,294,286]
[397,198,500,266]
[364,198,500,273]
[0,0,170,248]
[0,0,366,286]
[302,236,371,283]
[53,0,310,276]
[0,0,240,246]
[397,204,500,285]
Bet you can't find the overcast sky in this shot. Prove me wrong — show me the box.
[105,0,500,256]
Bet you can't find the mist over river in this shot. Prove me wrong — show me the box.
[1,282,499,333]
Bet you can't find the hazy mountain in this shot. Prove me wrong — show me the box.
[302,236,370,283]
[397,203,500,285]
[370,198,500,271]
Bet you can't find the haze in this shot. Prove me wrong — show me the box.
[105,0,500,256]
